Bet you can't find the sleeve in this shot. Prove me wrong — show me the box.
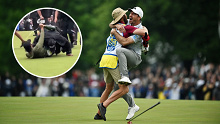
[44,25,56,31]
[124,25,138,34]
[130,34,142,43]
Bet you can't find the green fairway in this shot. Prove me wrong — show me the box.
[12,31,82,77]
[0,97,219,124]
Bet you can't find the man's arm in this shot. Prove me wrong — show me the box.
[15,31,25,42]
[39,24,44,30]
[109,23,115,28]
[109,23,126,33]
[37,10,44,20]
[111,23,148,36]
[44,25,56,30]
[15,31,25,47]
[54,10,58,23]
[133,26,149,36]
[111,29,134,46]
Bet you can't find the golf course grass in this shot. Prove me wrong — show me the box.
[0,97,219,124]
[12,31,82,78]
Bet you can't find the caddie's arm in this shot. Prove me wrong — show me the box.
[110,28,134,46]
[109,23,126,33]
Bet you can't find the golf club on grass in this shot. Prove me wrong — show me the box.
[127,101,161,124]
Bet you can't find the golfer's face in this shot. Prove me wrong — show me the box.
[129,11,140,25]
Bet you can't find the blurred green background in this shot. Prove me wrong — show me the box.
[0,0,219,75]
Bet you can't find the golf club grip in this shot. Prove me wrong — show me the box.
[129,102,160,121]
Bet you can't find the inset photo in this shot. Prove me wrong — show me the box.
[12,7,82,78]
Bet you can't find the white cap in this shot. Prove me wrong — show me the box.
[128,7,143,18]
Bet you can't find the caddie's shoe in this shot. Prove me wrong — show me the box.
[97,103,106,121]
[118,76,132,85]
[94,113,103,120]
[126,104,140,120]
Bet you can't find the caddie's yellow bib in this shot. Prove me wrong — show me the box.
[99,54,118,69]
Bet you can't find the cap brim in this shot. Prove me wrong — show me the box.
[128,8,137,13]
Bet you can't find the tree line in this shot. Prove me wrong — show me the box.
[0,0,219,75]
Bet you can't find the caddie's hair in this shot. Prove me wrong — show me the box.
[114,14,126,25]
[23,39,32,53]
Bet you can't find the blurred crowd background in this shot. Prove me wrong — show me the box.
[0,0,219,100]
[1,62,220,100]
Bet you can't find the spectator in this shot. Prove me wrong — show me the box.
[170,82,182,100]
[51,79,60,96]
[214,73,220,100]
[36,78,51,97]
[89,73,100,97]
[0,62,219,101]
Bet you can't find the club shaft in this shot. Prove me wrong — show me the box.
[129,102,160,121]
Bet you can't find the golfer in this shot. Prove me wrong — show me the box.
[96,7,149,121]
[110,7,147,87]
[109,6,150,120]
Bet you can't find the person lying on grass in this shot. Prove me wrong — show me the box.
[23,24,73,59]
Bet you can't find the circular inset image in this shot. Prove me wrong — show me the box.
[12,7,82,78]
